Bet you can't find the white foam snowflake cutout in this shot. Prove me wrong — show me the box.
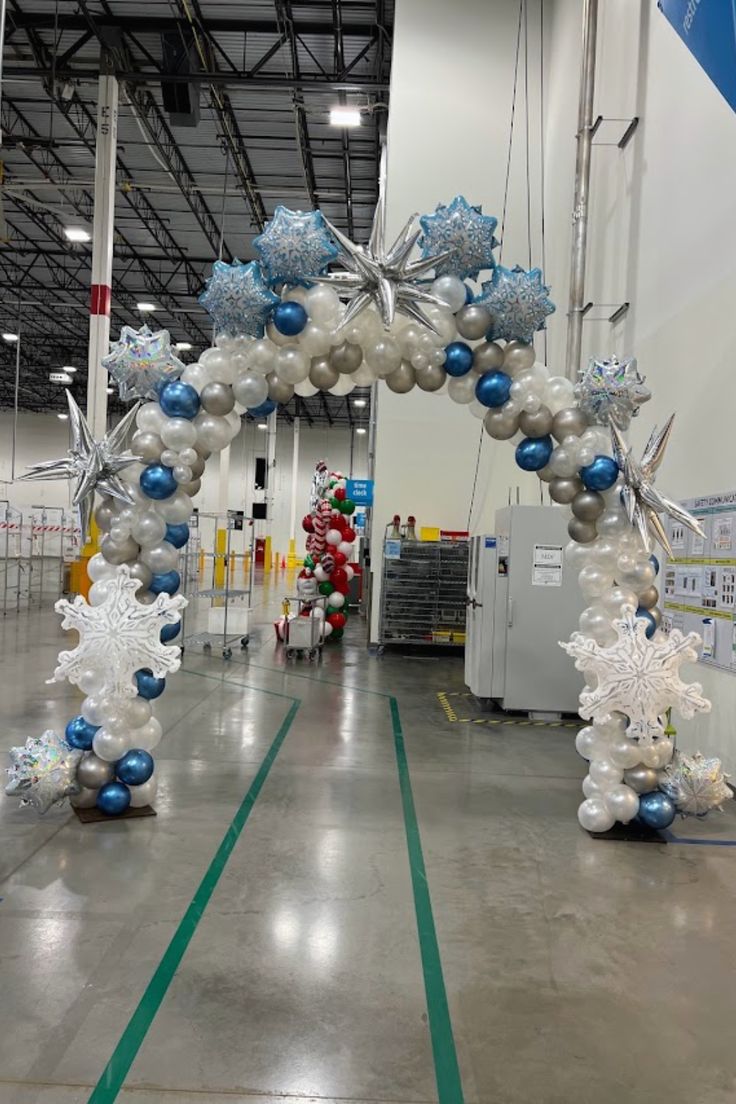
[560,606,711,744]
[52,566,187,698]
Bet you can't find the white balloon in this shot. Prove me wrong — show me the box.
[199,348,233,383]
[194,412,231,452]
[327,591,345,608]
[300,323,333,357]
[351,362,377,386]
[93,727,131,763]
[128,775,158,808]
[87,553,116,582]
[328,374,356,397]
[608,736,643,769]
[344,564,354,580]
[245,338,277,375]
[431,275,467,313]
[639,739,674,769]
[589,758,624,789]
[135,716,163,752]
[136,402,166,433]
[578,797,616,833]
[181,362,215,393]
[153,489,193,524]
[160,417,197,451]
[326,529,342,546]
[305,285,341,324]
[81,694,107,726]
[603,783,640,824]
[338,541,354,558]
[448,375,476,404]
[294,379,319,397]
[88,579,114,606]
[232,371,268,408]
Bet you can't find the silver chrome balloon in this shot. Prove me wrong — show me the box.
[568,517,598,544]
[484,409,519,440]
[473,341,505,374]
[329,341,363,375]
[551,406,589,442]
[455,304,492,341]
[571,490,605,522]
[77,752,115,790]
[519,405,553,438]
[200,381,235,416]
[415,364,447,393]
[309,356,340,390]
[385,361,416,393]
[549,476,583,504]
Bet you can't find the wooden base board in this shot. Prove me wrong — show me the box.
[589,821,665,843]
[73,804,157,824]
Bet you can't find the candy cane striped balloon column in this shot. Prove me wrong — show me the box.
[297,464,356,642]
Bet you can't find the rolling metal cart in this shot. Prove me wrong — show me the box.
[283,596,327,660]
[181,510,255,659]
[379,536,469,647]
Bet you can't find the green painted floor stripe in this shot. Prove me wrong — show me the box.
[390,694,464,1104]
[87,696,300,1104]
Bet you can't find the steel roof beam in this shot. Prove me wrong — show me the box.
[3,65,389,92]
[276,0,318,210]
[7,13,385,38]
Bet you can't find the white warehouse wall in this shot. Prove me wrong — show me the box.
[543,1,736,769]
[0,412,368,560]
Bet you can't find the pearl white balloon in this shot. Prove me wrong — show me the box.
[328,374,356,397]
[181,362,215,393]
[161,417,197,451]
[578,797,616,832]
[129,775,158,808]
[300,323,332,357]
[275,344,310,384]
[608,737,643,769]
[327,591,345,609]
[338,541,354,558]
[448,375,476,404]
[364,336,402,377]
[87,552,117,582]
[431,275,467,312]
[244,339,277,376]
[140,541,179,574]
[603,783,640,824]
[93,727,131,763]
[81,694,107,726]
[88,579,115,606]
[326,529,342,546]
[199,348,233,383]
[589,758,624,789]
[305,285,341,324]
[136,402,166,434]
[194,412,231,452]
[153,489,193,524]
[232,371,269,408]
[135,716,163,752]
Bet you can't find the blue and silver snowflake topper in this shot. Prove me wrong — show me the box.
[575,355,651,430]
[102,324,186,402]
[253,205,339,287]
[199,259,280,337]
[418,195,499,280]
[475,264,555,344]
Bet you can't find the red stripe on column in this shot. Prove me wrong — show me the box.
[90,284,112,316]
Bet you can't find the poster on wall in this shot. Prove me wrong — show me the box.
[659,0,736,114]
[663,490,736,672]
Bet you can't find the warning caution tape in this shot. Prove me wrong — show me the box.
[436,691,582,729]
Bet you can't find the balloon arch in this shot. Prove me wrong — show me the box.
[7,196,729,830]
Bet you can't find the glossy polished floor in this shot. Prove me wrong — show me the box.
[2,572,736,1104]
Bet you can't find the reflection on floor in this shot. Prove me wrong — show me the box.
[1,576,736,1104]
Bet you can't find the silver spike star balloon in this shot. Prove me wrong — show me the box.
[310,194,450,332]
[20,390,139,539]
[610,416,706,557]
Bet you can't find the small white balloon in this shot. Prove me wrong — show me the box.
[129,775,158,808]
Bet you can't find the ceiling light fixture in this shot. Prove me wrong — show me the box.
[49,372,74,385]
[136,301,158,312]
[57,412,69,420]
[106,386,114,395]
[174,341,192,351]
[62,365,78,374]
[352,398,367,407]
[64,226,91,243]
[2,332,18,343]
[257,422,268,430]
[355,427,367,435]
[330,106,361,127]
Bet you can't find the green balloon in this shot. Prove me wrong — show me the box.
[331,628,344,641]
[304,555,314,569]
[340,499,355,515]
[330,496,340,509]
[319,581,334,596]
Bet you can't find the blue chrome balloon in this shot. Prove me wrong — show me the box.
[135,668,166,700]
[635,607,657,639]
[150,570,181,596]
[116,749,154,786]
[475,370,512,408]
[580,455,620,492]
[650,554,660,575]
[96,781,131,816]
[638,790,676,829]
[443,341,474,377]
[140,463,177,500]
[160,620,181,643]
[65,715,99,751]
[464,283,474,304]
[273,300,308,336]
[158,379,201,419]
[248,399,277,417]
[516,435,554,471]
[165,522,190,549]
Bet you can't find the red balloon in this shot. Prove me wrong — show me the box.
[333,550,347,567]
[334,514,347,531]
[334,486,346,501]
[327,611,346,629]
[330,567,348,590]
[342,526,356,542]
[302,514,314,533]
[299,606,311,617]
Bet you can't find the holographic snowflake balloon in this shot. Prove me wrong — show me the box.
[6,730,82,814]
[199,259,280,337]
[418,195,498,279]
[659,750,733,817]
[102,325,186,402]
[53,566,187,698]
[575,355,651,430]
[560,606,711,744]
[253,205,339,286]
[475,264,555,344]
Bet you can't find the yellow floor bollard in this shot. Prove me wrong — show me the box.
[263,535,272,573]
[229,550,235,575]
[214,529,227,589]
[243,551,250,578]
[199,548,205,575]
[287,538,298,568]
[73,516,101,598]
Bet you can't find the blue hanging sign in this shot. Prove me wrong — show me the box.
[346,478,374,506]
[659,0,736,113]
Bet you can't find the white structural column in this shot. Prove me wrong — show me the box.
[87,62,118,437]
[266,408,278,529]
[288,416,300,555]
[217,445,231,516]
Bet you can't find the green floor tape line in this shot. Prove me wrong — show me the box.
[390,696,465,1104]
[87,695,300,1104]
[239,658,466,1104]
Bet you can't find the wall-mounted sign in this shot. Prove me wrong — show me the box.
[346,478,374,506]
[659,0,736,113]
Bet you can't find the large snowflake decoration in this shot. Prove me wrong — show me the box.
[53,567,187,698]
[309,194,449,332]
[475,264,555,344]
[102,324,186,402]
[418,195,498,280]
[21,390,139,539]
[199,259,280,337]
[560,606,711,744]
[610,417,706,557]
[575,355,651,430]
[659,750,733,817]
[253,206,339,287]
[6,730,82,814]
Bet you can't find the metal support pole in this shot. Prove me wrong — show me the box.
[87,56,119,435]
[565,0,598,382]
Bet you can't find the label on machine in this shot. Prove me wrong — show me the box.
[532,543,563,587]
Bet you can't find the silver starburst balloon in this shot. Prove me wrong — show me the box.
[20,390,139,539]
[575,355,651,429]
[310,195,450,332]
[659,750,733,816]
[6,730,82,814]
[610,416,706,557]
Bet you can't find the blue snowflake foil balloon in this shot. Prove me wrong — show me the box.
[476,264,555,344]
[102,325,186,402]
[253,205,339,287]
[198,259,280,337]
[418,195,498,280]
